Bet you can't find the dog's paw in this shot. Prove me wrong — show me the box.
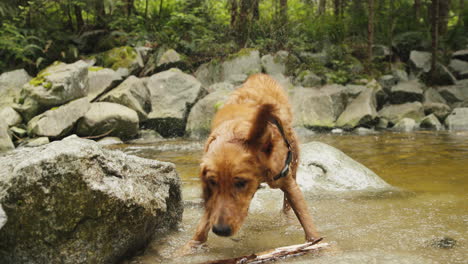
[173,240,205,257]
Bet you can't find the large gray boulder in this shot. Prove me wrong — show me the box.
[449,59,468,79]
[145,69,204,137]
[423,102,451,121]
[0,136,182,263]
[77,102,139,139]
[186,89,231,139]
[424,88,447,104]
[0,107,22,127]
[87,67,122,101]
[0,69,31,108]
[297,142,391,191]
[21,61,89,107]
[0,123,14,152]
[96,46,144,77]
[27,98,90,138]
[222,49,262,83]
[344,84,367,98]
[194,60,222,87]
[452,49,468,61]
[392,118,418,132]
[378,102,425,125]
[261,51,288,76]
[420,114,443,130]
[409,50,431,74]
[292,85,347,129]
[390,80,424,104]
[438,85,466,104]
[444,108,468,130]
[99,76,151,121]
[378,75,398,92]
[336,89,378,129]
[295,70,322,87]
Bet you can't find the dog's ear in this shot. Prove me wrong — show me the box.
[200,164,212,203]
[246,104,275,155]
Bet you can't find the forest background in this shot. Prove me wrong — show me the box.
[0,0,466,83]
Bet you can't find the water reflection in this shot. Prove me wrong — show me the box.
[119,131,468,264]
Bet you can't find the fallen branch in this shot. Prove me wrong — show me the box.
[201,238,329,264]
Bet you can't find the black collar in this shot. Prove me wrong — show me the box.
[271,119,293,181]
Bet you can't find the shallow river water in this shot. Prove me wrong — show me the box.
[118,131,468,264]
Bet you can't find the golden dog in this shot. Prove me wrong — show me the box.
[180,74,320,253]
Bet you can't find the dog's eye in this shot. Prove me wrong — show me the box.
[235,180,247,189]
[208,178,217,187]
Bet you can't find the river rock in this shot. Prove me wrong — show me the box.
[298,51,328,65]
[97,136,124,145]
[222,49,261,83]
[0,123,14,152]
[77,102,139,139]
[449,59,468,79]
[27,98,90,138]
[378,75,398,92]
[0,136,182,263]
[378,102,425,125]
[423,102,451,121]
[21,61,89,107]
[452,49,468,61]
[87,67,122,101]
[186,89,231,138]
[372,45,392,60]
[0,69,31,108]
[0,205,6,229]
[145,69,204,137]
[194,60,222,87]
[96,46,144,76]
[21,137,50,147]
[336,89,378,129]
[423,88,447,104]
[99,76,151,121]
[0,107,22,127]
[297,142,391,191]
[295,70,322,87]
[392,118,418,132]
[438,86,466,104]
[366,79,387,110]
[127,129,163,144]
[344,84,367,98]
[444,108,468,130]
[420,114,443,130]
[205,82,235,93]
[409,50,431,74]
[261,51,288,76]
[390,80,424,104]
[292,86,346,129]
[157,49,184,68]
[392,69,409,82]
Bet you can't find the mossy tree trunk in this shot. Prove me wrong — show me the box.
[430,0,439,83]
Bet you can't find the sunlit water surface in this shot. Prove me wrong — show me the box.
[115,131,468,264]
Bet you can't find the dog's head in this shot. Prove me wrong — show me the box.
[200,104,288,237]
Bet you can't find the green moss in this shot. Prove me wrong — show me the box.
[213,101,224,111]
[99,46,137,70]
[226,48,256,60]
[88,66,104,72]
[43,82,52,89]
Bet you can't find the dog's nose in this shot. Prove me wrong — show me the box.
[212,223,232,237]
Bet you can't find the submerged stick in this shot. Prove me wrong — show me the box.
[202,238,329,264]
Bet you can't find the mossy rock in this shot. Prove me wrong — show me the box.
[95,46,141,73]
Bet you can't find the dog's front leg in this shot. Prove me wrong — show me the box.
[281,179,320,242]
[175,210,211,256]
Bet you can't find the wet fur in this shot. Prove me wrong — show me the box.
[181,74,320,253]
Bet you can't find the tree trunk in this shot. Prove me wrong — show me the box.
[95,0,106,27]
[237,0,251,47]
[334,0,341,16]
[145,0,149,19]
[230,0,239,28]
[317,0,326,15]
[253,0,260,21]
[368,0,375,63]
[74,5,84,31]
[459,0,465,26]
[126,0,134,17]
[430,0,439,83]
[438,0,450,35]
[280,0,288,23]
[414,0,421,23]
[159,0,164,18]
[65,1,74,31]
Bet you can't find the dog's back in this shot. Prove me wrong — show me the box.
[224,74,293,127]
